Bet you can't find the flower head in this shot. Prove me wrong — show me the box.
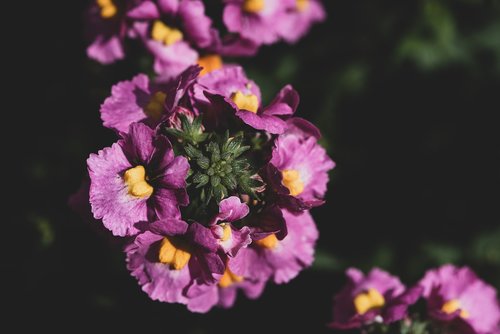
[84,64,333,311]
[419,265,500,334]
[329,268,421,329]
[126,218,225,304]
[266,129,335,211]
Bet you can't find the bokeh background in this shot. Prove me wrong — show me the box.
[11,0,500,332]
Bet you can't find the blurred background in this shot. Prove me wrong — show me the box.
[10,0,500,332]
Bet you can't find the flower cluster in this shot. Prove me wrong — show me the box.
[329,265,500,333]
[85,0,326,80]
[81,64,334,312]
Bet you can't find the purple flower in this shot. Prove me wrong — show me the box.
[209,196,252,257]
[126,218,225,304]
[329,268,421,329]
[277,0,326,44]
[85,0,132,64]
[184,254,267,313]
[266,130,335,211]
[129,0,215,80]
[194,66,301,134]
[419,265,500,334]
[87,122,189,236]
[244,209,318,284]
[223,0,293,45]
[191,65,260,111]
[100,66,200,133]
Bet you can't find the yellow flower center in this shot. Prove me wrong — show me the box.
[144,92,167,121]
[97,0,117,19]
[243,0,265,13]
[281,169,304,196]
[158,236,192,270]
[220,223,232,242]
[255,234,278,249]
[123,165,154,199]
[353,288,385,315]
[151,21,183,46]
[197,55,223,76]
[296,0,309,12]
[230,91,259,113]
[441,299,470,319]
[219,266,243,288]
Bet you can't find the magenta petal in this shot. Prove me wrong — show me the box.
[157,0,179,15]
[215,196,250,223]
[277,0,326,44]
[218,287,238,308]
[87,34,124,65]
[186,283,219,313]
[100,74,151,133]
[224,225,252,257]
[178,0,213,48]
[127,1,160,20]
[149,219,189,236]
[150,41,199,81]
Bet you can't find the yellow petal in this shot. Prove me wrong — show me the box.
[243,0,265,13]
[255,234,278,249]
[123,166,154,198]
[230,91,259,114]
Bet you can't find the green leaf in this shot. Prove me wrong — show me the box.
[210,175,221,187]
[192,173,209,187]
[185,144,202,158]
[196,156,210,169]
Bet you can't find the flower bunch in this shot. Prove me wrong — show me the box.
[85,0,325,80]
[329,265,500,333]
[81,64,334,312]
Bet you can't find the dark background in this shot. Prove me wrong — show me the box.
[10,0,500,332]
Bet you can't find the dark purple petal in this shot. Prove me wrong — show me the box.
[249,204,287,240]
[189,223,219,252]
[286,117,321,139]
[215,34,260,57]
[149,135,175,174]
[236,110,288,134]
[149,219,189,236]
[121,123,155,165]
[156,156,190,189]
[150,188,186,220]
[264,85,299,116]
